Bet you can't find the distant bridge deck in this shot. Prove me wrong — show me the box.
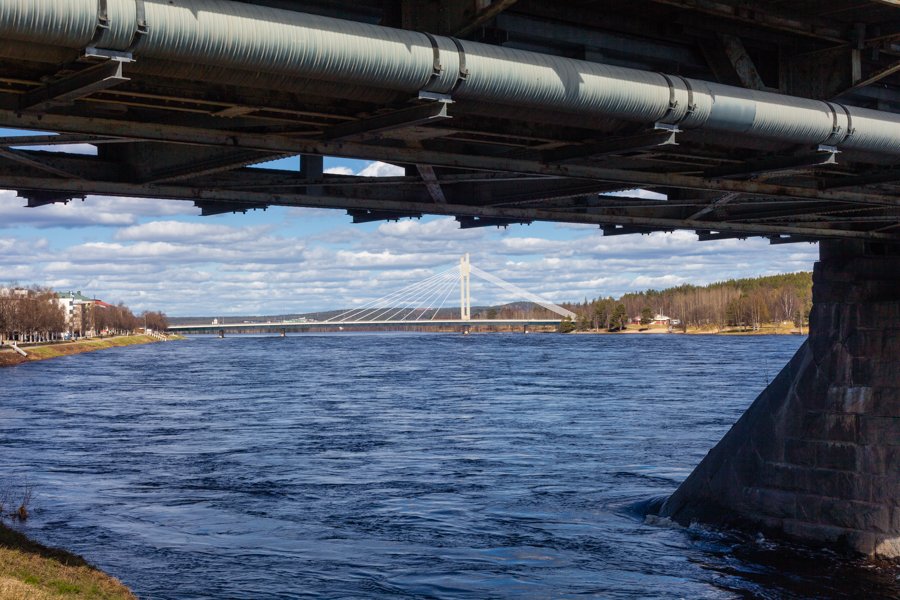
[168,319,563,334]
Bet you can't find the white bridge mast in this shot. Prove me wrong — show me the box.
[459,253,471,321]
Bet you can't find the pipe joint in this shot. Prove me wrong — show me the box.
[821,102,854,148]
[91,0,141,52]
[658,74,710,128]
[420,34,466,95]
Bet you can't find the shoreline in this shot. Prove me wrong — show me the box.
[0,335,179,367]
[0,522,135,599]
[571,326,807,336]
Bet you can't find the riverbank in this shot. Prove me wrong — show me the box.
[0,335,180,367]
[0,522,134,599]
[573,323,806,335]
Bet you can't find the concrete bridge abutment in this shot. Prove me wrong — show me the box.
[660,240,900,558]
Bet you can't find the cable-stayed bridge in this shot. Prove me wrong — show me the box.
[168,255,575,335]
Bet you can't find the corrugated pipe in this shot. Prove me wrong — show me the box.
[3,0,900,154]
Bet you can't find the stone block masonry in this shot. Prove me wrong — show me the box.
[660,240,900,558]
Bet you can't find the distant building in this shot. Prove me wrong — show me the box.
[56,291,104,338]
[652,314,671,326]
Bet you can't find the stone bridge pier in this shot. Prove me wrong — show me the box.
[660,240,900,558]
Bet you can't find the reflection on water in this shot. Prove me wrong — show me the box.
[0,333,897,599]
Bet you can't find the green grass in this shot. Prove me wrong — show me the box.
[0,523,135,599]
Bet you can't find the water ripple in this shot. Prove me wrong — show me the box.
[1,333,897,599]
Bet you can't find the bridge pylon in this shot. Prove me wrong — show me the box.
[460,253,471,321]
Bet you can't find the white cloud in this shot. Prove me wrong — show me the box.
[0,191,195,228]
[357,161,404,177]
[0,173,821,316]
[324,166,354,176]
[333,250,445,269]
[377,217,486,241]
[115,221,271,244]
[630,274,686,289]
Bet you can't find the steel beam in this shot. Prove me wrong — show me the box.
[718,34,766,90]
[17,61,129,112]
[696,230,748,241]
[648,0,844,42]
[322,102,451,141]
[456,216,531,228]
[141,149,288,184]
[3,110,900,210]
[541,128,678,163]
[416,165,447,204]
[822,168,900,189]
[767,234,817,245]
[703,149,838,179]
[602,225,669,236]
[455,0,520,36]
[837,59,900,96]
[0,134,128,147]
[348,209,422,223]
[194,200,268,216]
[0,147,84,180]
[5,173,893,240]
[19,190,85,208]
[688,192,742,220]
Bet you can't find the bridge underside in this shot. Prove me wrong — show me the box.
[2,0,900,241]
[3,0,900,559]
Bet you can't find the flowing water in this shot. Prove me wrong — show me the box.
[0,333,897,599]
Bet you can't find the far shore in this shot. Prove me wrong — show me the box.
[0,334,179,367]
[572,324,807,336]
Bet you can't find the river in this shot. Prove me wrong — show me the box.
[0,333,897,599]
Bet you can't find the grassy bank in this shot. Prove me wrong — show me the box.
[0,523,134,599]
[0,335,180,367]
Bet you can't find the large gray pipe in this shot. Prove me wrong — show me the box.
[3,0,900,155]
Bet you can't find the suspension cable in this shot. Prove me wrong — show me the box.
[327,266,456,322]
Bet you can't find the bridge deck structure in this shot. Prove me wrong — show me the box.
[1,0,900,241]
[169,318,561,334]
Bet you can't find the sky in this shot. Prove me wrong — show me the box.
[0,131,820,317]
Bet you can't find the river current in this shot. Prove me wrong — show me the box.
[1,333,898,599]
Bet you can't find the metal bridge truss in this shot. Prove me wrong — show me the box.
[3,1,900,242]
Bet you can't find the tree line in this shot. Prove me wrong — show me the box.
[561,272,812,332]
[0,286,170,343]
[0,287,65,343]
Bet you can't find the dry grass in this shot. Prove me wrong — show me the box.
[0,335,169,367]
[0,524,135,600]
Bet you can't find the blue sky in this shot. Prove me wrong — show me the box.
[0,132,819,316]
